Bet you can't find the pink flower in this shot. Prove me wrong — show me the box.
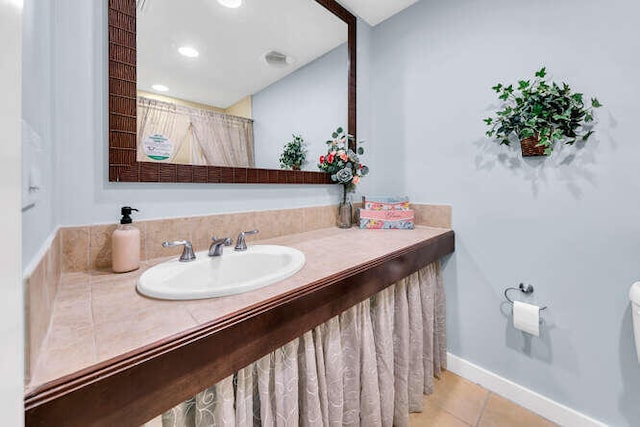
[352,176,360,184]
[327,153,335,163]
[319,155,325,163]
[339,151,348,161]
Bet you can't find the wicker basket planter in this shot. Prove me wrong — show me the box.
[520,136,547,157]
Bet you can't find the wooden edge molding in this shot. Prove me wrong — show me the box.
[108,0,356,184]
[25,231,454,427]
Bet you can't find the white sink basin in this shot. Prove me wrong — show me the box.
[137,245,305,300]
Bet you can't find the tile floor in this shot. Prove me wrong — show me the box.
[410,371,558,427]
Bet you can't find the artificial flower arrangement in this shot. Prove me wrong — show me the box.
[317,126,369,198]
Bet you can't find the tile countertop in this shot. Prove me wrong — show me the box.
[26,225,452,394]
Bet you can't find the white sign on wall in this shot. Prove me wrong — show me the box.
[143,134,173,161]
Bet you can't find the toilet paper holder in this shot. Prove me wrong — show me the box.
[504,283,548,311]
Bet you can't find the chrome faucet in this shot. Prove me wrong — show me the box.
[234,229,259,251]
[209,236,233,257]
[162,240,196,262]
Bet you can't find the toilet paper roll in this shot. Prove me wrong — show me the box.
[513,301,540,336]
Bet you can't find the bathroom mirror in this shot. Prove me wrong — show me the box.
[108,0,356,184]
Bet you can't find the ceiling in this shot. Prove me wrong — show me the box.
[338,0,418,26]
[137,0,347,108]
[137,0,418,108]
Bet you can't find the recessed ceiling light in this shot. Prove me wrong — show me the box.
[7,0,23,10]
[218,0,242,8]
[151,84,169,92]
[178,46,199,58]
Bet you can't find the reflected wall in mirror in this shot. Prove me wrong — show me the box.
[108,0,357,184]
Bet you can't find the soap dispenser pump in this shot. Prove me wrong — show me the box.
[112,206,141,273]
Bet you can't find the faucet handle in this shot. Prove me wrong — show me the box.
[209,236,233,257]
[212,236,233,246]
[235,229,259,251]
[162,240,196,262]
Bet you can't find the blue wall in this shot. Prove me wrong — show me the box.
[21,0,56,269]
[371,0,640,425]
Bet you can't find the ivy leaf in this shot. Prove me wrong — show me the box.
[486,130,494,137]
[582,130,595,141]
[532,104,543,116]
[584,112,593,122]
[484,117,493,125]
[544,147,553,155]
[491,83,503,93]
[499,92,509,101]
[538,135,549,146]
[500,139,511,146]
[521,128,535,138]
[591,98,602,108]
[535,67,547,78]
[518,80,530,90]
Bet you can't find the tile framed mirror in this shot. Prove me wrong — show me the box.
[107,0,357,184]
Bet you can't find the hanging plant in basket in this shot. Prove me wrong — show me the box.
[484,67,602,156]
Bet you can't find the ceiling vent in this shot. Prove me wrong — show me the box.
[263,51,295,68]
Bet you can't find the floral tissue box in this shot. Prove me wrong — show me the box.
[363,195,410,211]
[358,208,414,230]
[358,196,414,229]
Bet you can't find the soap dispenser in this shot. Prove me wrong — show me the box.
[112,206,140,273]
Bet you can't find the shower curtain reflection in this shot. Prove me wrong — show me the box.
[158,262,446,427]
[137,97,255,167]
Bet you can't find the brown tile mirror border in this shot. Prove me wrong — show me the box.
[107,0,357,184]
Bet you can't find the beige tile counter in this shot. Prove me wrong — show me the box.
[27,225,453,394]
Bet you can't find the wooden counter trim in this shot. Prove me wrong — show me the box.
[25,230,454,427]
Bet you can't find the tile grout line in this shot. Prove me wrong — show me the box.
[418,374,483,427]
[475,391,491,427]
[88,276,99,362]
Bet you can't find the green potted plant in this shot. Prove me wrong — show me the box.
[279,134,307,170]
[318,127,369,228]
[484,67,602,156]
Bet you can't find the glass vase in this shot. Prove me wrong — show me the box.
[337,187,352,229]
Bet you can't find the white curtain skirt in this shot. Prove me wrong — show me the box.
[160,261,446,427]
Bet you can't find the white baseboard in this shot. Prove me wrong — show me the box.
[446,353,607,427]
